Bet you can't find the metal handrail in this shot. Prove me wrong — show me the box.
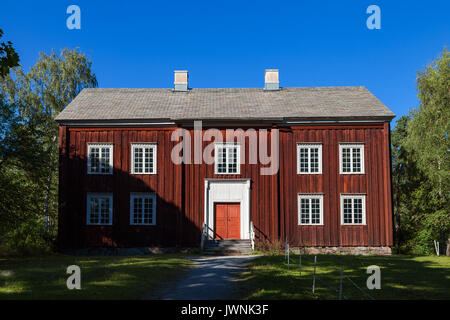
[250,221,255,251]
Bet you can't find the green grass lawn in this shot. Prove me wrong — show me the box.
[238,254,450,300]
[0,254,192,299]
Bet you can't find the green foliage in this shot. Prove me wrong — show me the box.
[0,28,19,78]
[0,48,97,255]
[0,221,52,256]
[412,230,432,256]
[392,48,450,255]
[407,49,450,188]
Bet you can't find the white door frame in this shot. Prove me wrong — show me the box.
[204,179,251,239]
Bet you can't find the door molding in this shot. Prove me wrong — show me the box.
[204,179,251,239]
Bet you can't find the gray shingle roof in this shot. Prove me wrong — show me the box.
[55,86,395,122]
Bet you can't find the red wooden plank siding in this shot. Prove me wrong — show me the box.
[280,124,393,247]
[58,123,393,249]
[57,126,68,250]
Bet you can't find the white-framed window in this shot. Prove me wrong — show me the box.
[130,193,156,225]
[340,194,366,225]
[297,143,322,174]
[131,143,157,174]
[339,144,365,174]
[87,144,113,174]
[86,193,113,225]
[214,143,240,174]
[298,194,324,225]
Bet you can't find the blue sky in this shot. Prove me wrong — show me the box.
[1,0,449,124]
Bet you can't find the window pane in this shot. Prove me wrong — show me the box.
[143,197,153,224]
[299,148,308,172]
[343,198,353,223]
[100,148,110,173]
[353,198,363,223]
[90,147,100,173]
[217,147,226,173]
[310,148,319,173]
[352,148,361,172]
[144,147,154,173]
[133,198,142,224]
[300,198,310,224]
[134,147,143,173]
[342,148,351,173]
[228,147,238,173]
[89,197,99,224]
[100,197,110,224]
[311,198,320,224]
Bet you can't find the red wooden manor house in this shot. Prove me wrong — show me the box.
[56,70,395,254]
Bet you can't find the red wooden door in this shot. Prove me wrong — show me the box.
[215,204,228,239]
[214,203,241,239]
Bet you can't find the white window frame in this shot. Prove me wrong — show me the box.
[297,143,323,174]
[87,143,113,175]
[340,194,366,225]
[131,143,157,174]
[86,193,113,225]
[339,143,365,174]
[130,193,157,226]
[214,143,241,175]
[297,194,324,226]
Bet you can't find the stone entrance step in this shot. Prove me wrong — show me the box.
[204,239,252,254]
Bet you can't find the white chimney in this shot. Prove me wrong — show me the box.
[174,70,188,91]
[264,69,279,90]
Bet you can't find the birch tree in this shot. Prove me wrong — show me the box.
[0,48,97,251]
[405,48,450,255]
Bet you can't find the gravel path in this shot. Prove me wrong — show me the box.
[147,255,259,300]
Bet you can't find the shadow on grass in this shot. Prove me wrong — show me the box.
[0,254,192,299]
[238,254,450,300]
[2,253,449,300]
